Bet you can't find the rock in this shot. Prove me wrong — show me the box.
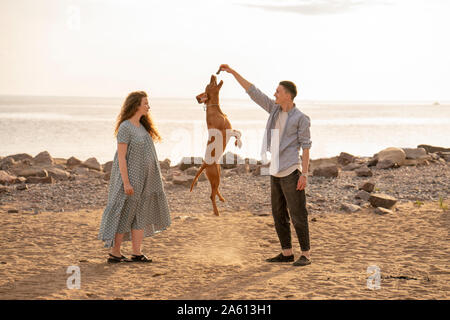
[232,164,250,175]
[374,207,393,215]
[67,156,82,166]
[367,157,378,167]
[355,190,371,201]
[402,147,427,160]
[355,166,373,177]
[340,202,361,213]
[178,157,203,171]
[12,168,48,178]
[5,153,33,162]
[358,181,375,193]
[0,170,17,185]
[33,151,54,165]
[0,186,10,193]
[102,161,113,173]
[437,151,450,162]
[81,157,101,171]
[342,163,363,171]
[0,157,16,170]
[220,152,245,169]
[159,158,171,170]
[8,209,19,213]
[369,193,398,209]
[185,167,199,176]
[403,159,418,166]
[25,176,54,184]
[313,164,339,178]
[102,172,111,181]
[337,152,355,166]
[376,159,396,169]
[16,184,28,191]
[377,147,406,166]
[46,167,70,181]
[73,167,89,175]
[172,174,196,187]
[417,144,450,154]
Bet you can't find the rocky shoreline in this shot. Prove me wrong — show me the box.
[0,144,449,216]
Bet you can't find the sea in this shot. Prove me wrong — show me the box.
[1,95,449,165]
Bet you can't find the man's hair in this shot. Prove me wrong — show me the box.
[279,81,297,100]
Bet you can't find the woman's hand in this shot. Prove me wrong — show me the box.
[124,182,134,196]
[296,175,307,191]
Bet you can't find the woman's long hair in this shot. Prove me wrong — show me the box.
[114,91,162,143]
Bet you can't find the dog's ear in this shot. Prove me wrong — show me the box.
[217,80,223,90]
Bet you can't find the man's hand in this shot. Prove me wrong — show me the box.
[217,64,233,74]
[296,175,307,191]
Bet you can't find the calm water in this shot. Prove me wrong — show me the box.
[1,95,449,164]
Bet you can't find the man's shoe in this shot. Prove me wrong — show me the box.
[266,252,294,263]
[293,255,311,266]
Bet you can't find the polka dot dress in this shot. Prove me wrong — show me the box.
[98,119,171,248]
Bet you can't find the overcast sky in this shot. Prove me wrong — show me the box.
[1,0,449,101]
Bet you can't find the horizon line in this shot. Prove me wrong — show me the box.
[0,94,449,104]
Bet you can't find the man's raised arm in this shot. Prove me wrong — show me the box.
[218,64,276,114]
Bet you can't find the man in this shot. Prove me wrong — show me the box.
[218,64,312,266]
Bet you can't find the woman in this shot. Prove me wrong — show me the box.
[98,91,171,263]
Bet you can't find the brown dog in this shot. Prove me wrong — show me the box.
[190,74,242,216]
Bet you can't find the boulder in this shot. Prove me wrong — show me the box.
[340,202,361,213]
[159,158,171,170]
[26,176,54,184]
[437,152,450,162]
[313,164,339,178]
[402,147,427,160]
[0,157,16,170]
[33,151,54,165]
[355,166,373,177]
[0,170,17,185]
[417,144,450,154]
[355,190,371,201]
[172,174,197,187]
[220,152,245,169]
[46,167,71,181]
[377,147,406,166]
[342,163,363,171]
[232,164,250,175]
[178,157,203,171]
[185,167,199,176]
[337,152,355,166]
[358,181,375,193]
[102,161,113,173]
[376,159,396,169]
[81,157,101,171]
[67,156,82,166]
[374,207,393,215]
[369,193,398,209]
[12,168,48,178]
[5,153,33,162]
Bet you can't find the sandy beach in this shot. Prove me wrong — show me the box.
[0,201,448,300]
[0,147,449,300]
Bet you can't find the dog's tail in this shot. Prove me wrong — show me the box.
[190,162,207,192]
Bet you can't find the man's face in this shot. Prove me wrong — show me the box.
[274,85,291,105]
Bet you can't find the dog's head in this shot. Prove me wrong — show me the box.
[196,74,223,104]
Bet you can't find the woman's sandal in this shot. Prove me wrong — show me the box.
[107,253,133,263]
[131,254,152,263]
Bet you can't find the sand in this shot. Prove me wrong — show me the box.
[0,201,448,300]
